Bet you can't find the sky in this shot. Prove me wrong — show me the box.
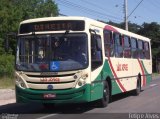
[54,0,160,25]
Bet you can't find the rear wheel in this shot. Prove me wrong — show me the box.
[97,81,110,107]
[133,78,141,96]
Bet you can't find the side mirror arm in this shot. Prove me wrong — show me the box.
[5,32,17,52]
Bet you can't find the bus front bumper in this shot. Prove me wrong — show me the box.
[15,85,91,104]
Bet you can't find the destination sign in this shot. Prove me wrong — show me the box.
[19,20,85,34]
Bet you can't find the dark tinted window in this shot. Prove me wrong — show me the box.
[138,40,145,59]
[91,34,103,70]
[144,41,150,59]
[114,33,123,58]
[104,30,114,57]
[123,36,131,58]
[131,38,138,58]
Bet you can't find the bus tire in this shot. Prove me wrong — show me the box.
[133,77,141,96]
[97,81,110,108]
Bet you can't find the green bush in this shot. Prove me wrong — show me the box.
[0,54,15,78]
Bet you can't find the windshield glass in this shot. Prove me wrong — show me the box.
[16,33,88,72]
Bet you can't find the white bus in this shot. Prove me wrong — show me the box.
[13,16,152,107]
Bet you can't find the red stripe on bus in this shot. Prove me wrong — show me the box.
[108,57,126,92]
[104,25,119,33]
[137,59,146,86]
[104,25,126,92]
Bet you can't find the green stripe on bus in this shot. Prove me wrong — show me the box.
[16,84,91,103]
[102,60,122,95]
[141,61,152,84]
[91,60,122,101]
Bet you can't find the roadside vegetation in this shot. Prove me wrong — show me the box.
[0,54,15,89]
[0,0,59,89]
[0,77,14,89]
[152,73,160,77]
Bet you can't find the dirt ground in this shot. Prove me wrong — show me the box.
[0,89,15,105]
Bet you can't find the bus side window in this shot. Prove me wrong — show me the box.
[103,30,114,57]
[131,38,138,58]
[114,33,123,58]
[144,41,150,59]
[123,35,131,58]
[138,40,145,59]
[91,34,103,71]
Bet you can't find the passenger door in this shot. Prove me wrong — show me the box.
[90,32,104,101]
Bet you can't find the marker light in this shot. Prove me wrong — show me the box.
[15,78,27,89]
[82,73,88,80]
[77,79,86,87]
[78,81,83,86]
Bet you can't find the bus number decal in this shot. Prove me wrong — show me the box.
[40,77,60,82]
[117,63,128,71]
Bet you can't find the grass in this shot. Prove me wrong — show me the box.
[0,77,15,89]
[152,72,160,77]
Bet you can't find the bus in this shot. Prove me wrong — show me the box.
[13,16,152,108]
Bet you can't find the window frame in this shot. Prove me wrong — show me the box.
[114,33,123,58]
[91,33,103,71]
[103,30,114,57]
[144,41,150,59]
[138,39,145,59]
[131,37,138,59]
[123,35,131,58]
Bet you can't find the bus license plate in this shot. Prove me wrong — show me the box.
[43,93,56,99]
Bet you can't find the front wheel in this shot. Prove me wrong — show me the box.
[97,81,110,108]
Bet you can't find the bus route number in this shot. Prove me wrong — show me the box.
[40,77,60,82]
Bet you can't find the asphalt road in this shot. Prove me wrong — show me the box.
[0,76,160,119]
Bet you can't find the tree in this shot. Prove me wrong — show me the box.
[0,0,59,55]
[0,0,59,77]
[138,22,160,58]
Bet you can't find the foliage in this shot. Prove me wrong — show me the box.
[0,0,59,78]
[0,0,59,55]
[0,77,14,89]
[0,54,15,78]
[0,38,5,54]
[137,22,160,58]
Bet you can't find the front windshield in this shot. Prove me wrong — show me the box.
[16,33,88,72]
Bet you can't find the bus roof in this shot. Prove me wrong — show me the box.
[20,16,90,24]
[20,16,151,41]
[106,24,151,42]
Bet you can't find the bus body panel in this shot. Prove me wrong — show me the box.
[16,84,91,103]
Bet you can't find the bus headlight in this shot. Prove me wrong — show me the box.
[75,72,88,88]
[81,73,88,80]
[15,78,27,89]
